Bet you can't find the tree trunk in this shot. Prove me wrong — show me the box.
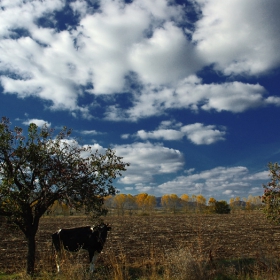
[25,218,40,275]
[26,233,36,275]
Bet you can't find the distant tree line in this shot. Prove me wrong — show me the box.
[46,193,263,216]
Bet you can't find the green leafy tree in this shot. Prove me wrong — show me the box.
[262,162,280,224]
[214,200,231,214]
[0,117,128,274]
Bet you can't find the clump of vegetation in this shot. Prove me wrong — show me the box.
[214,200,231,214]
[208,199,231,214]
[262,162,280,224]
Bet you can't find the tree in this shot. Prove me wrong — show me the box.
[161,194,179,213]
[196,194,206,212]
[113,194,136,215]
[262,162,280,224]
[180,194,190,212]
[135,193,156,213]
[208,197,216,212]
[145,195,157,213]
[113,194,128,216]
[214,201,231,214]
[126,194,137,213]
[0,118,128,274]
[135,193,149,212]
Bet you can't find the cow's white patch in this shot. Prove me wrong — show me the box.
[90,251,99,272]
[57,229,62,234]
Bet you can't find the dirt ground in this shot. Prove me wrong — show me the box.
[1,212,280,273]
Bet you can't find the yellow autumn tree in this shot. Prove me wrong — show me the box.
[135,193,156,213]
[61,202,70,216]
[246,195,262,209]
[161,194,179,213]
[126,194,137,215]
[104,195,114,208]
[229,196,242,212]
[245,201,252,211]
[135,193,149,212]
[103,195,114,215]
[180,194,190,213]
[161,194,169,212]
[48,200,60,215]
[196,194,206,212]
[114,194,128,216]
[208,197,216,213]
[145,195,157,213]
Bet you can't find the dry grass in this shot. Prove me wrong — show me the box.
[1,212,280,279]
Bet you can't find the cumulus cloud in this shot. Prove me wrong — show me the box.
[156,166,268,199]
[129,22,203,85]
[0,0,280,120]
[114,142,184,184]
[136,129,184,141]
[133,121,226,145]
[0,0,65,39]
[193,0,280,75]
[23,118,51,127]
[181,123,226,145]
[122,76,269,120]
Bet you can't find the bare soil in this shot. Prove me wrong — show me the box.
[1,212,280,273]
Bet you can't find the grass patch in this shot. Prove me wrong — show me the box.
[0,272,22,279]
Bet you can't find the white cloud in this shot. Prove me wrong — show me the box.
[0,0,65,39]
[122,76,269,120]
[70,0,88,18]
[0,0,190,115]
[246,171,269,181]
[80,129,105,135]
[124,186,134,191]
[114,142,184,184]
[134,122,226,145]
[156,166,267,199]
[0,0,280,121]
[129,22,203,85]
[181,123,226,145]
[137,129,184,141]
[23,118,51,127]
[193,0,280,75]
[135,183,154,193]
[121,134,130,139]
[223,190,233,195]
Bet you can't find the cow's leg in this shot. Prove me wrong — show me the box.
[54,251,60,273]
[89,251,99,272]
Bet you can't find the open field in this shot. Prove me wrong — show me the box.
[1,212,280,279]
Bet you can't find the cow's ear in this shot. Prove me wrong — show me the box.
[107,224,111,231]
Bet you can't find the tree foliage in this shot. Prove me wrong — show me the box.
[161,194,179,213]
[213,200,231,214]
[180,194,190,212]
[262,162,280,224]
[0,117,129,274]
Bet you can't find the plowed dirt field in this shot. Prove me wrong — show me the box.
[1,212,280,273]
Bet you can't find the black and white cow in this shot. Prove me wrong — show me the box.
[52,223,111,272]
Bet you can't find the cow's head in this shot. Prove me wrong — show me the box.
[97,223,111,236]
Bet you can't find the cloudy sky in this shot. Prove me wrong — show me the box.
[1,0,280,201]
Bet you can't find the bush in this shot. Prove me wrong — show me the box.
[214,201,231,214]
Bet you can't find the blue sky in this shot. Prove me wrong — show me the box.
[1,0,280,201]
